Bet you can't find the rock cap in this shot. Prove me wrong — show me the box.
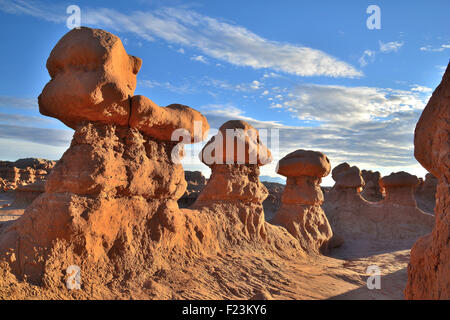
[276,149,330,178]
[334,166,365,188]
[199,120,272,166]
[39,27,142,128]
[380,171,420,188]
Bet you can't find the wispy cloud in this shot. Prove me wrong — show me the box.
[420,44,450,52]
[379,40,404,53]
[0,1,362,78]
[410,85,433,93]
[0,95,36,109]
[139,79,196,94]
[359,40,404,67]
[359,50,376,67]
[0,124,72,147]
[282,84,426,124]
[190,55,208,64]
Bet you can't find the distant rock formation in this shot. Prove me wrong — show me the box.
[271,150,333,253]
[261,181,284,221]
[323,164,378,241]
[178,171,207,208]
[10,181,46,208]
[414,173,437,213]
[0,158,55,191]
[405,62,450,300]
[361,170,383,202]
[323,164,433,242]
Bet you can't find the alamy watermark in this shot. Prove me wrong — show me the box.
[366,265,381,289]
[366,5,381,30]
[66,5,81,29]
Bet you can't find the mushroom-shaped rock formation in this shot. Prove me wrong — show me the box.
[38,27,209,142]
[0,27,213,285]
[331,162,350,182]
[361,170,383,201]
[380,172,420,207]
[194,120,271,240]
[405,63,450,300]
[271,150,333,253]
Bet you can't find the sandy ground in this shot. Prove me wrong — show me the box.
[0,192,412,300]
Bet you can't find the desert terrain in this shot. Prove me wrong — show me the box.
[0,26,448,301]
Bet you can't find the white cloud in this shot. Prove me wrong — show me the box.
[140,79,196,94]
[250,80,261,90]
[282,84,426,124]
[262,90,269,96]
[410,85,433,93]
[190,55,208,64]
[0,1,361,78]
[359,50,376,67]
[379,40,404,53]
[420,44,450,52]
[177,48,185,54]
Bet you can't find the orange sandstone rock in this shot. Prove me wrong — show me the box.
[194,121,270,240]
[272,149,332,253]
[39,27,141,128]
[129,95,209,143]
[405,62,450,300]
[380,171,420,207]
[199,120,271,166]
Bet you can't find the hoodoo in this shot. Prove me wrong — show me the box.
[0,27,210,285]
[271,150,333,253]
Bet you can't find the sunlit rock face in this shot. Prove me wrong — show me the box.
[405,62,450,300]
[271,149,333,254]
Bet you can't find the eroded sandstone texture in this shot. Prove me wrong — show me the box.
[271,150,333,253]
[405,63,450,300]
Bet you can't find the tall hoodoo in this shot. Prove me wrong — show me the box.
[0,27,210,284]
[271,150,333,253]
[195,120,272,240]
[405,62,450,300]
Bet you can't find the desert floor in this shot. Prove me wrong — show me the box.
[0,192,411,300]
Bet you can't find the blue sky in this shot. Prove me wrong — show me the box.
[0,0,449,185]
